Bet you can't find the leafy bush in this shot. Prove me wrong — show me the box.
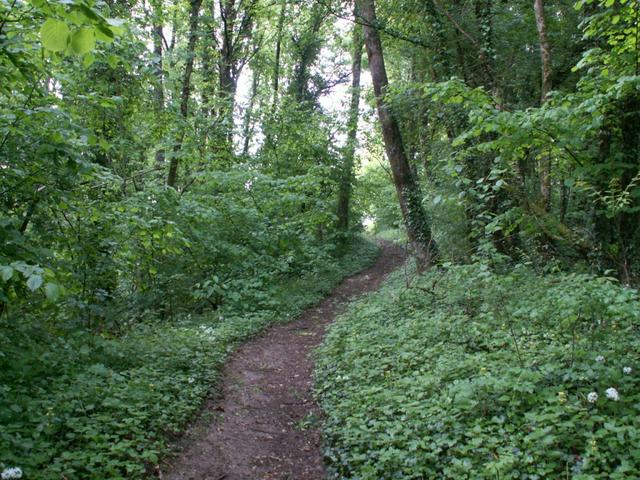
[0,237,378,479]
[316,261,640,479]
[2,166,344,327]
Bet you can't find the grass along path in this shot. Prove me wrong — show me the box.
[161,241,405,480]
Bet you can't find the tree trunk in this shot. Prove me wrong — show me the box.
[289,6,323,105]
[217,0,238,147]
[167,0,202,188]
[336,19,363,231]
[272,0,286,110]
[474,0,495,92]
[357,0,436,266]
[534,0,552,102]
[534,0,552,210]
[242,69,260,155]
[201,0,217,120]
[213,0,255,160]
[433,0,495,90]
[151,0,166,166]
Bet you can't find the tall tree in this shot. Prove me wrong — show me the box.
[288,3,324,105]
[271,0,287,109]
[214,0,257,157]
[534,0,553,210]
[241,69,260,155]
[167,0,203,188]
[336,19,363,231]
[151,0,166,166]
[357,0,436,266]
[534,0,552,103]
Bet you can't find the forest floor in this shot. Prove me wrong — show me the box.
[160,241,405,480]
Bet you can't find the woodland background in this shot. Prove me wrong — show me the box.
[1,0,640,477]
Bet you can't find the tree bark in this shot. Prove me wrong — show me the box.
[217,0,238,136]
[534,0,552,102]
[336,19,363,231]
[432,0,495,90]
[272,0,286,110]
[167,0,202,188]
[241,69,260,155]
[534,0,552,209]
[357,0,436,266]
[151,0,166,166]
[289,3,324,105]
[213,0,256,159]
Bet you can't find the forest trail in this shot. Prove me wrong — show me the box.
[161,241,405,480]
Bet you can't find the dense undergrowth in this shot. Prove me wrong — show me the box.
[316,258,640,479]
[0,237,378,479]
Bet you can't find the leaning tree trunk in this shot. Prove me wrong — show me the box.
[336,19,363,231]
[357,0,436,266]
[167,0,202,188]
[534,0,553,210]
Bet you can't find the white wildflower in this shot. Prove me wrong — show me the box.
[1,467,23,479]
[188,377,195,384]
[587,391,598,403]
[606,387,620,401]
[198,325,215,336]
[623,366,632,375]
[595,355,605,363]
[244,179,253,191]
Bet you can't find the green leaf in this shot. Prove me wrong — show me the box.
[83,52,96,68]
[0,265,13,281]
[27,274,43,292]
[70,28,96,55]
[95,24,115,43]
[107,54,119,68]
[40,19,70,52]
[77,4,101,22]
[44,282,61,301]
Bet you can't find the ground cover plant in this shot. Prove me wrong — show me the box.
[0,237,378,479]
[316,260,640,479]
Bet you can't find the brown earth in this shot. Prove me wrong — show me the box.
[160,241,405,480]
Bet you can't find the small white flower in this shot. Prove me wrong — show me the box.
[606,387,620,401]
[595,355,605,363]
[188,377,195,384]
[244,179,253,191]
[1,467,23,479]
[587,391,598,403]
[623,366,632,375]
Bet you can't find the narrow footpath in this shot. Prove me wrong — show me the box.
[161,242,405,480]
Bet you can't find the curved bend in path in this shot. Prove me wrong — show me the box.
[162,241,405,480]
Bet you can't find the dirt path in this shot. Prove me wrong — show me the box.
[161,242,405,480]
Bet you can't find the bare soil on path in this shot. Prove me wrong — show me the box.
[161,242,405,480]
